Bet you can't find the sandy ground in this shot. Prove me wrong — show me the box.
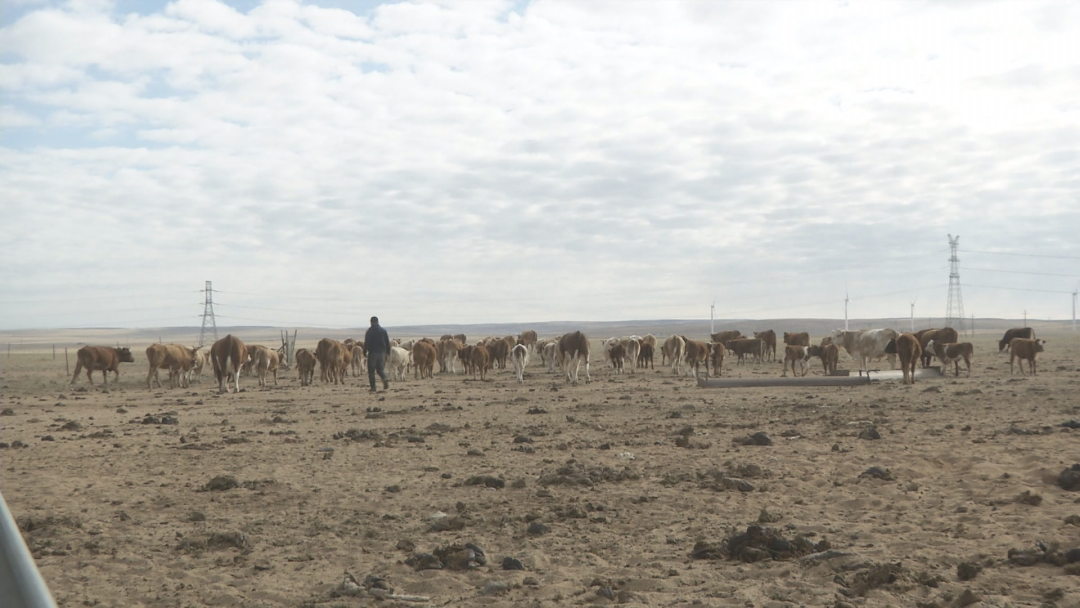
[1,330,1079,608]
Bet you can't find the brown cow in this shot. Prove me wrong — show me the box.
[413,340,437,379]
[295,348,316,386]
[438,339,463,374]
[638,342,655,369]
[249,344,284,387]
[708,342,725,377]
[753,330,777,362]
[663,335,685,374]
[440,334,453,342]
[681,337,710,379]
[459,344,475,375]
[999,327,1035,352]
[1008,338,1045,375]
[608,342,626,374]
[518,330,538,351]
[316,338,350,383]
[453,333,467,344]
[351,344,366,376]
[783,332,810,347]
[727,338,763,364]
[71,346,135,385]
[146,344,200,389]
[487,337,511,369]
[470,344,491,380]
[558,331,591,384]
[917,327,958,367]
[807,343,839,375]
[927,339,974,377]
[211,334,248,393]
[710,330,743,344]
[895,332,922,385]
[323,341,347,385]
[781,345,809,377]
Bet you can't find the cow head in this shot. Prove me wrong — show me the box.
[117,347,135,362]
[1035,339,1046,353]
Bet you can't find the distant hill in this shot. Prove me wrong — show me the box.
[3,318,1072,352]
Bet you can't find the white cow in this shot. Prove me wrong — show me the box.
[830,329,898,371]
[510,343,529,383]
[387,346,410,381]
[544,341,560,372]
[664,335,686,375]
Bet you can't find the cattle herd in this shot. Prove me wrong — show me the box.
[67,325,1047,392]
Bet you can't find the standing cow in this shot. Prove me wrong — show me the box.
[211,334,249,394]
[70,346,135,385]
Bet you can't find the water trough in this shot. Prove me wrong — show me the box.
[695,366,943,388]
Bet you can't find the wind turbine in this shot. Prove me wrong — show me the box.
[1072,282,1078,332]
[710,299,716,334]
[844,288,849,331]
[909,295,918,333]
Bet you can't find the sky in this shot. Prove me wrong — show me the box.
[1,0,1078,330]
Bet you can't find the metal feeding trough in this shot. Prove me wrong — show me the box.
[695,366,943,388]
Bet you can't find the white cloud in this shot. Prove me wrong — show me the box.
[0,0,1078,329]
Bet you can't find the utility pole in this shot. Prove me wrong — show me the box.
[710,300,715,335]
[945,235,965,335]
[909,295,917,333]
[1024,310,1027,326]
[199,280,219,347]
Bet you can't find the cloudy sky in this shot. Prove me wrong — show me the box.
[2,0,1078,330]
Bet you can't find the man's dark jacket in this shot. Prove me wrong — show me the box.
[364,324,391,356]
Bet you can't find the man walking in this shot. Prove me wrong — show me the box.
[364,316,392,392]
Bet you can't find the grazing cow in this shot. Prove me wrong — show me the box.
[70,346,135,386]
[753,330,777,362]
[558,331,591,384]
[916,327,958,367]
[781,345,810,377]
[1008,338,1045,375]
[783,332,810,347]
[663,335,686,375]
[999,327,1036,352]
[511,343,529,383]
[387,346,410,381]
[807,343,840,375]
[710,330,743,345]
[470,345,491,380]
[440,334,453,342]
[895,333,923,384]
[727,338,763,364]
[249,344,284,387]
[608,342,626,374]
[681,337,710,379]
[829,329,899,371]
[926,339,974,377]
[295,348,316,386]
[518,330,538,352]
[413,340,437,379]
[210,335,248,394]
[708,342,725,377]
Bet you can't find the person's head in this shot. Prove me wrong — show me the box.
[370,316,379,326]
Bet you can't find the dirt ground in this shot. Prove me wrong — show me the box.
[2,330,1079,607]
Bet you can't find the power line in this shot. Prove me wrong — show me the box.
[961,249,1080,260]
[962,283,1073,295]
[961,267,1080,278]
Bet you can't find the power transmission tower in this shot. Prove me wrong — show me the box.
[199,281,218,347]
[945,235,965,335]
